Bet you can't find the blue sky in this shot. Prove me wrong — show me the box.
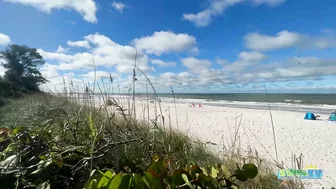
[1,0,336,93]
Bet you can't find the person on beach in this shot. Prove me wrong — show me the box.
[199,104,202,108]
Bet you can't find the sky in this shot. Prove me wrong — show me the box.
[1,0,336,93]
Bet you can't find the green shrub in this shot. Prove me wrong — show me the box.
[0,95,295,189]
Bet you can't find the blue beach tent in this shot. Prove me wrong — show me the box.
[304,112,317,120]
[329,112,336,121]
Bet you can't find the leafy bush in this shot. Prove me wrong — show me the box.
[0,126,258,189]
[85,155,258,189]
[0,95,295,189]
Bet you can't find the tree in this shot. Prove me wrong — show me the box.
[0,44,47,96]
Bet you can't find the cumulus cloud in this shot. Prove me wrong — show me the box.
[4,0,98,23]
[223,55,336,84]
[151,59,176,67]
[183,0,286,27]
[82,71,120,80]
[56,46,68,53]
[216,58,229,65]
[238,51,266,61]
[223,51,266,72]
[67,40,91,48]
[40,63,60,79]
[181,57,211,73]
[32,31,336,92]
[133,31,197,56]
[0,33,11,45]
[111,1,126,13]
[38,33,152,74]
[244,30,336,51]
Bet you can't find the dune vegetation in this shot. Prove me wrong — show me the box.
[0,44,305,189]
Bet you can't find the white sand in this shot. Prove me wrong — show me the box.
[97,94,336,188]
[127,100,336,188]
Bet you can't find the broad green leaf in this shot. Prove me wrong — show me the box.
[132,173,146,189]
[182,174,195,189]
[235,170,248,181]
[221,165,231,178]
[200,167,208,176]
[242,163,258,179]
[109,173,122,189]
[11,128,20,135]
[39,155,47,160]
[143,171,162,189]
[98,171,113,188]
[211,167,219,178]
[143,171,154,185]
[89,179,98,189]
[104,170,114,179]
[119,173,132,189]
[148,158,166,177]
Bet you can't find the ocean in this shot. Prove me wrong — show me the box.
[147,93,336,114]
[80,93,336,114]
[155,93,336,105]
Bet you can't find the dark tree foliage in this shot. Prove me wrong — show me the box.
[0,44,47,97]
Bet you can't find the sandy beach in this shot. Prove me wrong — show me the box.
[119,98,336,188]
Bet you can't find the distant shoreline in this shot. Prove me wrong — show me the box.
[60,93,336,114]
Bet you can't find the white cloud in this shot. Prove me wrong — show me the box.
[222,55,336,84]
[238,51,266,61]
[111,1,126,13]
[183,0,286,27]
[32,32,336,92]
[38,33,152,74]
[151,59,176,67]
[252,0,286,6]
[37,49,73,62]
[223,51,266,72]
[56,45,68,53]
[4,0,98,23]
[67,40,91,48]
[244,30,336,51]
[183,0,244,27]
[216,58,229,65]
[0,33,11,45]
[244,30,302,51]
[41,63,60,79]
[133,31,197,56]
[181,57,212,73]
[82,71,120,80]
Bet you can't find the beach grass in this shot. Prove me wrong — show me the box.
[0,88,305,188]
